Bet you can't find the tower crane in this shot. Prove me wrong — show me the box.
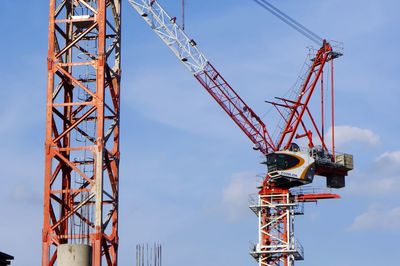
[128,1,353,266]
[42,0,352,265]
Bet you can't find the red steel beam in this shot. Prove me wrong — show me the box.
[276,41,334,151]
[296,193,340,202]
[43,0,121,265]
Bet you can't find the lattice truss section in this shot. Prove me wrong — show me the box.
[128,0,275,154]
[128,0,207,74]
[250,192,303,266]
[273,42,338,151]
[43,0,121,265]
[195,63,275,153]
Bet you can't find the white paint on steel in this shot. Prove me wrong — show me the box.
[128,0,208,74]
[94,145,104,229]
[250,193,304,264]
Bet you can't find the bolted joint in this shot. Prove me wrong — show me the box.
[98,53,106,66]
[42,229,49,242]
[47,57,54,71]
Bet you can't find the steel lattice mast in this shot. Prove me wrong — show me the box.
[43,0,121,265]
[250,189,302,266]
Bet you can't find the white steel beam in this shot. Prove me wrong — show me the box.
[128,0,208,74]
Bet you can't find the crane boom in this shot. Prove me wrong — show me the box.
[128,0,276,154]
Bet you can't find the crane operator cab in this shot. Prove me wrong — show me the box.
[265,143,315,188]
[265,143,354,189]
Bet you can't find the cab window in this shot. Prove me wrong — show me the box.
[267,153,300,171]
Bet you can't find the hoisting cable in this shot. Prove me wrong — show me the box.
[182,0,185,30]
[252,0,323,45]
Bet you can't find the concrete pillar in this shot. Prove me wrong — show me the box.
[58,244,92,266]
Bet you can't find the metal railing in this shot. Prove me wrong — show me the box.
[290,186,333,196]
[292,239,304,260]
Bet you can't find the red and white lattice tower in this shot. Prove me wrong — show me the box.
[250,188,301,266]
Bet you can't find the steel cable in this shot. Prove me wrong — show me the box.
[252,0,323,45]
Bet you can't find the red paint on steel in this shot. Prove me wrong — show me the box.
[195,62,276,154]
[331,59,336,159]
[43,1,121,265]
[275,41,334,152]
[296,193,340,202]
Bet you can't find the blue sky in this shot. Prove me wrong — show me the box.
[0,0,399,265]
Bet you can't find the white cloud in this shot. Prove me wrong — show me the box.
[347,151,400,196]
[325,125,380,149]
[375,151,400,175]
[376,151,400,163]
[349,205,400,231]
[222,172,259,221]
[348,176,400,196]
